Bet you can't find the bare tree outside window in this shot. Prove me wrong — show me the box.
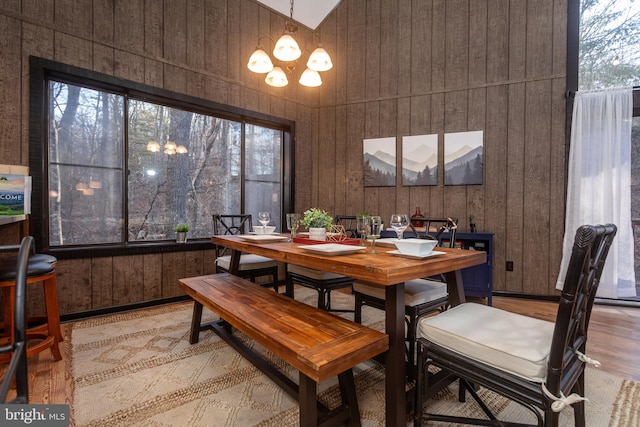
[579,0,640,90]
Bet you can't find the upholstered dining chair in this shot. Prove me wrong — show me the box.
[213,214,279,292]
[0,236,33,403]
[353,217,458,378]
[413,223,617,427]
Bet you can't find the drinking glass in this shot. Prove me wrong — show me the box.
[286,213,301,240]
[390,214,410,240]
[367,216,383,254]
[258,212,270,227]
[356,215,369,246]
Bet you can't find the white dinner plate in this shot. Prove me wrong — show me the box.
[238,234,289,243]
[299,243,367,256]
[388,250,446,260]
[249,231,277,235]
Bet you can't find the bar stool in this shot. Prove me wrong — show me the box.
[0,249,62,361]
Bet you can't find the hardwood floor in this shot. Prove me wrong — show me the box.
[4,297,640,412]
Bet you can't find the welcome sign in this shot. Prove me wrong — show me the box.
[0,165,31,218]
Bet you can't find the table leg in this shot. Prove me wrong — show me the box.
[443,269,466,306]
[299,372,318,427]
[385,282,406,427]
[229,249,241,275]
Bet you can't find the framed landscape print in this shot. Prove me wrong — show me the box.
[363,137,396,187]
[402,134,438,186]
[444,131,484,185]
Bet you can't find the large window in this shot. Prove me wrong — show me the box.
[30,58,293,254]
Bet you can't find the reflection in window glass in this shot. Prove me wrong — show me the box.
[579,0,640,90]
[244,125,282,230]
[47,79,285,247]
[48,82,124,246]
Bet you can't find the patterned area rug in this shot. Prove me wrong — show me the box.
[70,286,640,427]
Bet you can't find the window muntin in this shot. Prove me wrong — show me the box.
[46,78,287,248]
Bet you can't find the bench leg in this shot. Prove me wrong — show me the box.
[189,301,203,344]
[338,369,361,427]
[299,372,318,427]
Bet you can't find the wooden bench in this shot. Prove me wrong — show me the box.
[179,273,389,427]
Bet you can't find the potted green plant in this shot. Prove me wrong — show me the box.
[301,208,333,241]
[174,223,190,243]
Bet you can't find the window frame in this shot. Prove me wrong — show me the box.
[29,56,295,258]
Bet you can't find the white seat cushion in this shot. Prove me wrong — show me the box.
[417,303,555,382]
[353,279,448,306]
[215,254,277,271]
[287,264,347,280]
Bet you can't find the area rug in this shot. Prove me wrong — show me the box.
[70,287,640,427]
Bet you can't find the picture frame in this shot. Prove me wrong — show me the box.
[363,137,396,187]
[444,131,484,185]
[402,134,438,186]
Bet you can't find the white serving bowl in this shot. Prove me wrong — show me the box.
[393,238,438,256]
[253,225,276,234]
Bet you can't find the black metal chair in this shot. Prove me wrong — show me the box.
[335,215,359,238]
[0,236,33,403]
[213,214,279,292]
[414,224,617,427]
[353,217,458,378]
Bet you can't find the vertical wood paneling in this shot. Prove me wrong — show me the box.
[186,0,205,70]
[443,90,468,222]
[522,80,552,294]
[91,258,113,309]
[397,0,412,97]
[364,102,380,214]
[334,104,348,215]
[334,3,348,104]
[93,0,114,45]
[378,99,398,221]
[365,0,381,100]
[345,103,366,214]
[379,0,398,98]
[144,58,164,87]
[204,0,228,78]
[468,1,487,87]
[113,255,144,304]
[93,45,115,75]
[487,0,509,83]
[0,15,22,165]
[444,0,469,89]
[410,0,432,95]
[144,0,163,57]
[56,259,92,313]
[163,0,187,64]
[346,0,366,101]
[318,107,337,211]
[143,253,163,300]
[466,88,486,231]
[428,93,445,216]
[22,0,53,22]
[396,98,411,212]
[431,0,446,91]
[114,51,145,83]
[484,85,509,292]
[55,0,92,40]
[506,83,526,292]
[409,95,432,215]
[115,0,145,54]
[54,33,92,69]
[552,0,568,76]
[162,252,186,297]
[526,0,554,78]
[548,78,567,292]
[508,0,527,80]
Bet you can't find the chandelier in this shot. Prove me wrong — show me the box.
[146,140,188,155]
[247,0,333,88]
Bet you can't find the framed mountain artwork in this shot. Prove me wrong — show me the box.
[402,134,438,186]
[444,131,483,185]
[363,137,396,187]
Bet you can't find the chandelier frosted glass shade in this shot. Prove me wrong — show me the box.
[307,47,333,72]
[273,34,301,62]
[299,68,322,87]
[265,67,288,87]
[247,48,274,73]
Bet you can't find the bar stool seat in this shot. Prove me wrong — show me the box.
[0,253,62,361]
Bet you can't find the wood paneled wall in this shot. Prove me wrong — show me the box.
[0,0,568,315]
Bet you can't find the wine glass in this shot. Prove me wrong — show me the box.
[390,214,410,240]
[258,211,270,228]
[286,213,301,240]
[356,215,369,246]
[367,216,383,254]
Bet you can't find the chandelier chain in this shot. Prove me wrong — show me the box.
[290,0,294,19]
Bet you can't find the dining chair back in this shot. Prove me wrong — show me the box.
[414,223,617,427]
[354,216,458,378]
[0,236,33,403]
[212,214,279,292]
[335,216,358,238]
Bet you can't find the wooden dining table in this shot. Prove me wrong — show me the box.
[210,235,486,427]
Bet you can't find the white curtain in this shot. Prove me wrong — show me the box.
[557,87,636,298]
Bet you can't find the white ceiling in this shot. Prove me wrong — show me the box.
[254,0,342,30]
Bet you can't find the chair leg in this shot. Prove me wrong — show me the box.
[284,272,294,298]
[573,373,586,427]
[354,294,363,324]
[413,340,426,427]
